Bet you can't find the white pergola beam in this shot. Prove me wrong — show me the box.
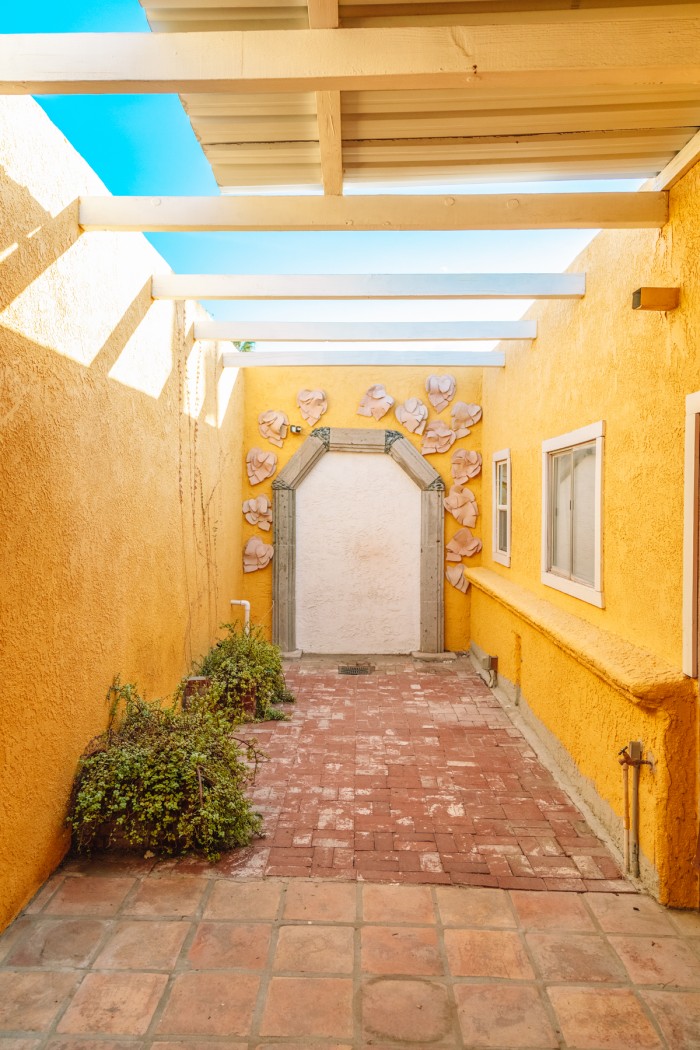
[153,272,585,300]
[219,350,505,367]
[80,193,667,232]
[2,21,700,94]
[653,129,700,190]
[195,320,536,340]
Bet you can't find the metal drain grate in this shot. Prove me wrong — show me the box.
[338,663,372,675]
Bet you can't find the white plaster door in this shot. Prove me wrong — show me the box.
[295,450,422,653]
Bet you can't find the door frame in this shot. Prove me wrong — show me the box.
[272,427,445,654]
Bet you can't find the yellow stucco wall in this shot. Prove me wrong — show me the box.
[0,97,244,930]
[474,161,700,906]
[237,367,483,654]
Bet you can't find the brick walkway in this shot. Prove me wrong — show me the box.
[215,655,626,890]
[4,656,699,1047]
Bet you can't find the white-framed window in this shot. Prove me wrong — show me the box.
[492,449,511,567]
[541,421,604,608]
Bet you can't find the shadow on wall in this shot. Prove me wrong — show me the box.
[0,149,244,931]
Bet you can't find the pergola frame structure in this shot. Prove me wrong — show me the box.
[4,10,699,361]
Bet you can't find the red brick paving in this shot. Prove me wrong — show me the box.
[207,656,628,890]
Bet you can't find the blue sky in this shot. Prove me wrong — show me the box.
[3,0,641,336]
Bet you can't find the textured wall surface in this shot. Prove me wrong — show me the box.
[474,162,700,906]
[0,98,244,930]
[241,367,484,652]
[295,451,421,653]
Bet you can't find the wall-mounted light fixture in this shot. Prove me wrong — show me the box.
[289,425,303,434]
[632,287,680,311]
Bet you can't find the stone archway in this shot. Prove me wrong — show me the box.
[272,427,445,654]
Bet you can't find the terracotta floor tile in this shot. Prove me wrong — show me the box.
[586,893,674,935]
[57,972,167,1035]
[187,921,271,970]
[548,987,664,1049]
[362,925,442,975]
[23,875,66,914]
[362,883,434,923]
[454,983,559,1048]
[362,977,454,1045]
[0,972,77,1031]
[283,880,356,921]
[273,924,354,973]
[260,977,354,1038]
[156,972,260,1036]
[253,1044,351,1050]
[511,889,596,931]
[203,880,282,921]
[444,928,534,979]
[153,1043,246,1050]
[6,918,106,967]
[93,920,189,970]
[609,934,700,986]
[667,909,700,936]
[527,933,628,983]
[643,990,700,1049]
[43,877,134,917]
[436,886,516,928]
[47,1042,143,1050]
[123,876,206,918]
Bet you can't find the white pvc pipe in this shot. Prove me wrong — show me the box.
[230,599,251,633]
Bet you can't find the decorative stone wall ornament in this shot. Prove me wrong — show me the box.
[246,447,277,485]
[297,389,328,427]
[357,384,394,421]
[451,449,482,483]
[446,527,483,561]
[444,485,478,527]
[258,409,289,448]
[242,494,272,531]
[395,397,429,435]
[451,401,483,438]
[421,420,457,456]
[425,374,457,411]
[243,536,274,573]
[446,563,470,593]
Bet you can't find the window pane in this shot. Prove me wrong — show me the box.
[551,451,572,574]
[572,444,596,585]
[498,462,508,506]
[498,508,508,552]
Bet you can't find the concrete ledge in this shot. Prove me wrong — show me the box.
[465,567,695,709]
[411,650,457,661]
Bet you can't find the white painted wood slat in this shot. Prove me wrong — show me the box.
[152,272,585,299]
[195,320,537,339]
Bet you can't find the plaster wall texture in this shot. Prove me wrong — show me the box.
[241,366,483,652]
[0,97,244,930]
[474,160,700,906]
[295,450,421,653]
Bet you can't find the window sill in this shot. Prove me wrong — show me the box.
[541,571,604,609]
[493,551,511,568]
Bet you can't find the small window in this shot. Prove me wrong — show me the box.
[492,449,511,567]
[542,422,604,607]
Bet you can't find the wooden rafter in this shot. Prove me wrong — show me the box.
[2,20,700,94]
[308,0,343,195]
[79,192,668,231]
[653,129,700,190]
[219,350,506,366]
[151,272,586,299]
[194,320,536,339]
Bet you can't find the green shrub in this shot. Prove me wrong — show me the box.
[68,682,263,860]
[196,623,295,721]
